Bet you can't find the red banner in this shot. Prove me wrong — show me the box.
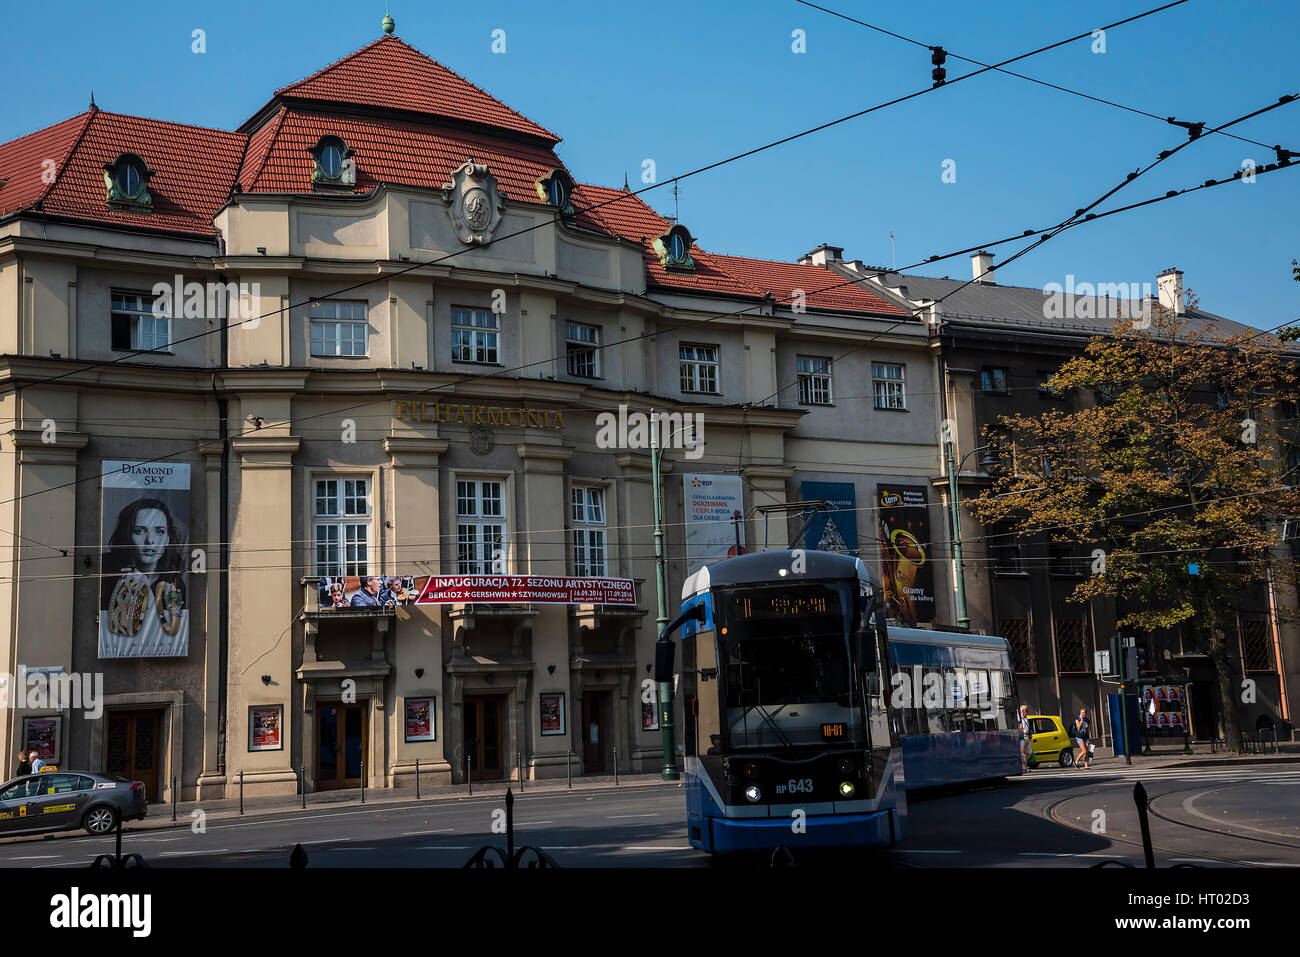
[415,575,635,605]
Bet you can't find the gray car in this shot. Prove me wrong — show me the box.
[0,771,148,836]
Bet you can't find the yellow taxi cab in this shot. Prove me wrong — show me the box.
[1026,715,1075,768]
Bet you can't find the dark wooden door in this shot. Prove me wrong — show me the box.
[582,691,608,773]
[464,695,503,780]
[317,702,368,790]
[106,710,161,801]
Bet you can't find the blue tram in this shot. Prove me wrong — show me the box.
[658,549,1022,856]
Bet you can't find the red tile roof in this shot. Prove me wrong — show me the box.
[1,109,245,237]
[263,35,559,145]
[574,184,766,299]
[0,112,94,216]
[238,109,567,204]
[709,254,908,316]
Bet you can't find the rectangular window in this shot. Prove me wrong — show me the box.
[456,479,506,574]
[1240,618,1275,672]
[1053,618,1090,674]
[1001,619,1036,674]
[571,486,607,577]
[679,343,720,394]
[796,356,833,405]
[313,477,370,577]
[451,307,500,364]
[871,362,906,410]
[1037,370,1063,398]
[565,321,600,378]
[111,291,171,353]
[981,367,1010,394]
[310,300,369,357]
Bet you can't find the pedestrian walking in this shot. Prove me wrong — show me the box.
[1072,708,1093,769]
[1018,705,1033,765]
[28,750,44,773]
[14,750,31,778]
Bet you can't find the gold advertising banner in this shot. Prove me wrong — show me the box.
[395,399,565,429]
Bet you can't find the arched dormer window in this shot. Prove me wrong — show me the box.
[309,135,356,189]
[653,223,696,273]
[535,168,575,217]
[103,153,153,210]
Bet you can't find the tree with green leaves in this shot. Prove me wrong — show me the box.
[970,298,1300,750]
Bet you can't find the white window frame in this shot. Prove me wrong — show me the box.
[796,355,833,405]
[310,300,369,357]
[451,307,500,365]
[565,321,600,378]
[456,478,507,574]
[313,476,371,577]
[679,343,720,395]
[111,291,172,353]
[571,485,607,578]
[871,362,906,410]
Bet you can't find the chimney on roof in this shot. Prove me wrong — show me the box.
[971,250,995,284]
[799,244,843,267]
[1157,267,1185,314]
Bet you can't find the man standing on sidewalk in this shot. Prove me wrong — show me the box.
[1019,705,1032,765]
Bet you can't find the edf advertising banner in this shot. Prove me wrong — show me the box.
[800,481,858,555]
[683,473,745,566]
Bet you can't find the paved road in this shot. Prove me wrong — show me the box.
[1,764,1296,867]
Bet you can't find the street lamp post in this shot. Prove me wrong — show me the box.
[650,409,680,781]
[946,441,993,631]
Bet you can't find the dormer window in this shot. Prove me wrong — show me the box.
[653,223,696,273]
[309,136,356,189]
[102,153,152,210]
[535,168,575,217]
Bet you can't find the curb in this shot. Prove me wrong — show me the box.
[0,777,683,847]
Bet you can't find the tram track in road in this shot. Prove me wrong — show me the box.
[1043,774,1300,866]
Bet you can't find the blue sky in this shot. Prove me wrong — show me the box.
[4,0,1297,327]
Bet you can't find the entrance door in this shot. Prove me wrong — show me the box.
[464,695,503,780]
[1190,681,1215,741]
[582,691,609,773]
[317,702,368,790]
[106,710,161,801]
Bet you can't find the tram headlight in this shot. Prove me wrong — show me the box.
[745,785,762,803]
[838,781,856,798]
[743,762,759,780]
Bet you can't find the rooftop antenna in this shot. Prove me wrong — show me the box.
[889,230,896,270]
[673,181,680,222]
[382,1,395,34]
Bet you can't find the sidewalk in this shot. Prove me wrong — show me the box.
[0,770,682,846]
[1046,741,1300,771]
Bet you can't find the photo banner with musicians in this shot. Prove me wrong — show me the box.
[99,461,191,659]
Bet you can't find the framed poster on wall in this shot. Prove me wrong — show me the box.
[249,704,283,751]
[540,692,566,736]
[642,698,659,732]
[405,697,436,742]
[22,716,62,764]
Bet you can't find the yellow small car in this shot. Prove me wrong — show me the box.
[1026,715,1075,768]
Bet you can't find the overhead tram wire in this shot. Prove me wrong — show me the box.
[795,0,1285,152]
[0,1,1204,543]
[2,136,1296,544]
[742,92,1300,415]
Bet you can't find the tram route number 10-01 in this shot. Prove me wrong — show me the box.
[775,778,814,795]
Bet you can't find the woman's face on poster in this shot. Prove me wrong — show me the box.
[130,507,169,570]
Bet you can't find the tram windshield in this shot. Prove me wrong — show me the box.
[713,581,865,749]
